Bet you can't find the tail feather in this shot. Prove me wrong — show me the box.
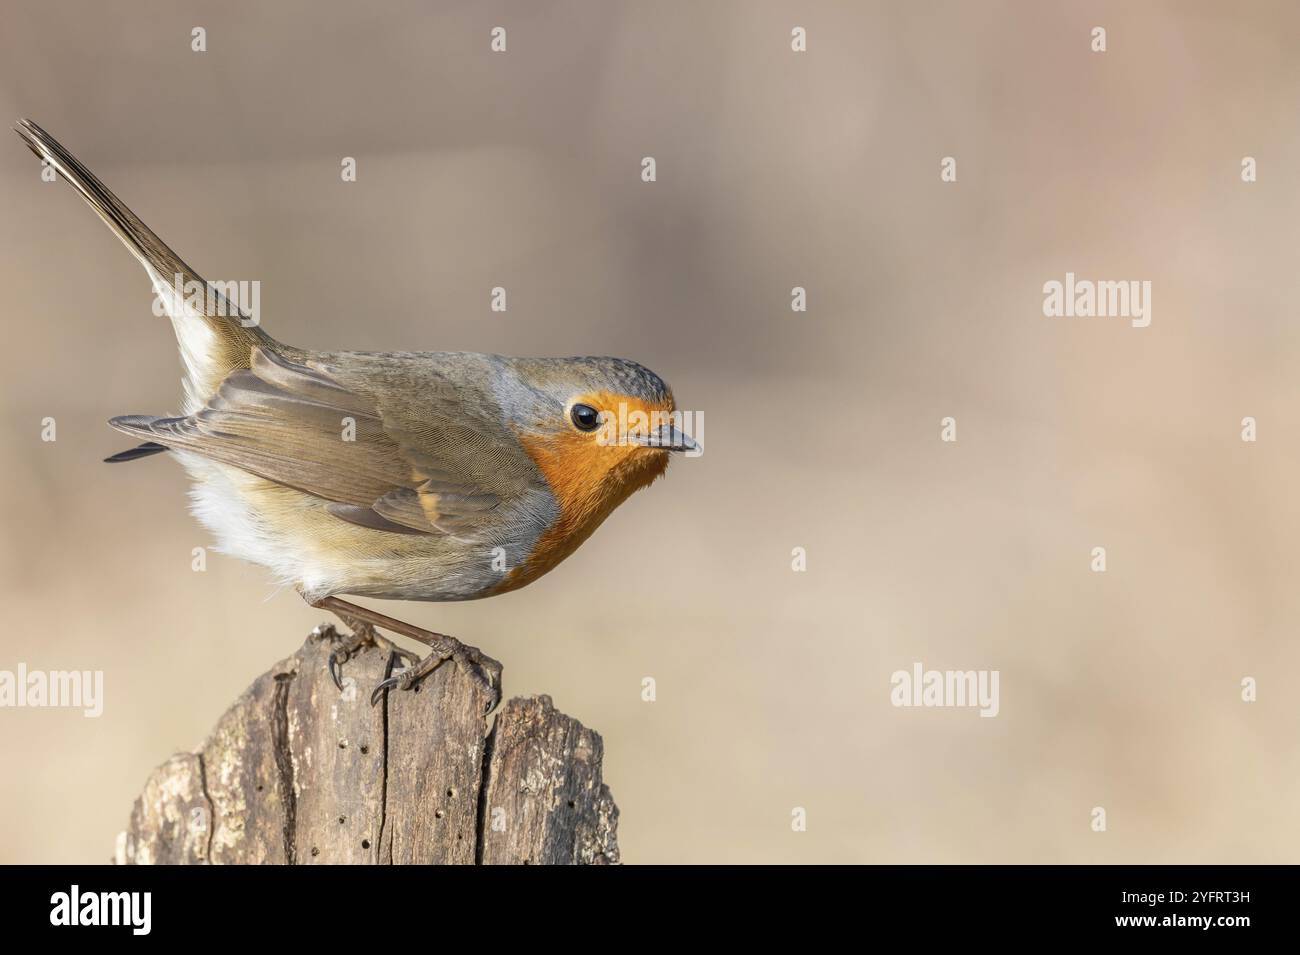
[15,119,201,297]
[104,441,168,464]
[14,119,278,410]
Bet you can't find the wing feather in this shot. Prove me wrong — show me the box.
[110,347,542,539]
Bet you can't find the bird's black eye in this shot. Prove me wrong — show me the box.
[570,403,601,432]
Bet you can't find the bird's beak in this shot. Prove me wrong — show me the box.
[629,424,699,453]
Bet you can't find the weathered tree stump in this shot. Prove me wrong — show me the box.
[114,625,619,865]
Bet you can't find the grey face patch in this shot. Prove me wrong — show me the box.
[564,356,673,406]
[493,356,674,437]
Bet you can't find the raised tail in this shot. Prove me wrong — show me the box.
[14,119,280,412]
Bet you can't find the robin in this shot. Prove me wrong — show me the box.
[15,119,698,711]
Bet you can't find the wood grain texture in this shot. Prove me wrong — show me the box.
[114,625,618,865]
[478,694,620,864]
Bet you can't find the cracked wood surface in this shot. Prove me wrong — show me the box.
[114,626,619,865]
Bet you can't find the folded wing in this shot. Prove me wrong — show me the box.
[111,347,539,539]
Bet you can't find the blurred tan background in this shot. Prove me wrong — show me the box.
[2,0,1298,864]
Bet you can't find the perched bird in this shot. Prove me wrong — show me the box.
[15,119,697,710]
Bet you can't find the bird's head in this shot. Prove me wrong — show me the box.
[500,355,698,531]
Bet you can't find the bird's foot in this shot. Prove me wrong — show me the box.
[319,620,420,692]
[369,635,502,714]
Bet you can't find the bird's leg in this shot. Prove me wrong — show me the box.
[306,595,502,713]
[312,614,420,693]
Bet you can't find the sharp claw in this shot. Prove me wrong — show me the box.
[369,675,400,707]
[328,652,345,692]
[367,645,502,711]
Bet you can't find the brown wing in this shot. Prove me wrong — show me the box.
[110,347,536,538]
